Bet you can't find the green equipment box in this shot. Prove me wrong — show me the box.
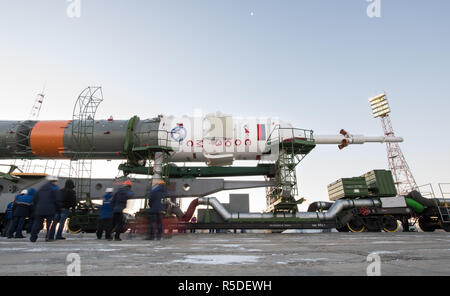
[362,169,397,197]
[327,177,369,201]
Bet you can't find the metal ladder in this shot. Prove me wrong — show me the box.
[437,207,450,223]
[70,86,103,204]
[438,183,450,224]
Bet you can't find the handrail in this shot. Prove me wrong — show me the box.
[266,125,314,147]
[438,183,450,204]
[417,183,436,199]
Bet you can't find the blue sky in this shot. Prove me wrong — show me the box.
[0,0,449,211]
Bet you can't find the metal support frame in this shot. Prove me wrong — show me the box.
[118,163,276,178]
[130,129,174,207]
[264,126,316,213]
[70,86,103,203]
[380,115,418,195]
[165,179,276,198]
[437,183,450,224]
[181,221,338,230]
[370,94,417,196]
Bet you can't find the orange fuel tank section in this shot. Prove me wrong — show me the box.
[29,121,70,158]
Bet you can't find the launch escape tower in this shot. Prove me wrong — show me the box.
[70,86,103,204]
[369,93,418,195]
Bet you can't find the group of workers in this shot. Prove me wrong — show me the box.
[1,176,167,242]
[1,176,77,241]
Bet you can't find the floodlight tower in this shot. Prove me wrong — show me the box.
[369,93,417,195]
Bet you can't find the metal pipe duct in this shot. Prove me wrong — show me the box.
[307,201,333,212]
[198,197,381,222]
[296,199,381,220]
[230,213,277,219]
[198,197,232,221]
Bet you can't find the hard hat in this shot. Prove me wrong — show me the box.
[105,187,114,193]
[20,189,28,195]
[156,180,165,185]
[124,180,132,186]
[46,176,58,182]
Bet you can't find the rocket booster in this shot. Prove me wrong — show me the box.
[0,114,403,163]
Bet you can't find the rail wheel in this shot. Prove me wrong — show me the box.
[418,216,436,232]
[67,219,81,234]
[440,223,450,232]
[382,215,399,232]
[336,225,349,232]
[347,219,366,233]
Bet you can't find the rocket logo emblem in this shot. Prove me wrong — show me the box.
[170,126,187,143]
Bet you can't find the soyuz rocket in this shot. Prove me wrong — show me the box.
[0,113,403,164]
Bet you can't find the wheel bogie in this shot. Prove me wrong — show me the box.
[382,215,399,233]
[347,218,366,233]
[418,216,438,232]
[336,225,349,232]
[439,222,450,232]
[343,215,401,233]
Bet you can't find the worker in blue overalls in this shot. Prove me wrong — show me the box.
[96,187,114,240]
[2,201,14,237]
[8,189,34,238]
[146,180,167,241]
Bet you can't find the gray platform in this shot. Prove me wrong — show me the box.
[0,231,449,276]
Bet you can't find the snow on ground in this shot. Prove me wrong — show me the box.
[171,255,260,265]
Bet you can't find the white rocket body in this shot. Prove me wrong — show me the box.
[157,113,291,164]
[155,113,403,165]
